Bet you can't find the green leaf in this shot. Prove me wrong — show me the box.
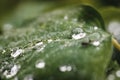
[0,5,112,80]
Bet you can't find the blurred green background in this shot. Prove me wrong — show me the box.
[0,0,120,34]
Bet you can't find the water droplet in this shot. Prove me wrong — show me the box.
[72,33,86,40]
[35,42,43,47]
[34,42,46,52]
[48,39,53,43]
[94,26,98,30]
[2,50,6,54]
[24,74,33,80]
[116,70,120,77]
[11,49,24,58]
[107,74,115,80]
[35,61,45,69]
[64,15,68,20]
[3,64,21,79]
[59,65,72,72]
[92,41,100,46]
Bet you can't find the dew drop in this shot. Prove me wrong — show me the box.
[2,50,6,54]
[3,64,21,79]
[92,41,100,46]
[48,39,53,43]
[72,33,86,40]
[116,70,120,77]
[59,65,72,72]
[11,49,24,58]
[35,42,43,47]
[35,61,45,69]
[34,42,46,52]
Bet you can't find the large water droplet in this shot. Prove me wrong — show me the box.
[3,64,21,79]
[72,33,86,40]
[35,61,45,69]
[11,49,24,58]
[59,65,72,72]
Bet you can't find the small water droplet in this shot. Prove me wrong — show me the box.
[2,50,6,54]
[116,70,120,77]
[107,74,115,80]
[35,61,45,69]
[35,42,43,47]
[64,15,68,20]
[24,74,33,80]
[11,49,24,58]
[72,33,86,40]
[34,42,46,52]
[92,41,100,46]
[59,65,72,72]
[48,39,53,43]
[3,64,21,79]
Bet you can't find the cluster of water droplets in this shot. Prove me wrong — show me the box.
[71,27,101,47]
[59,65,72,72]
[3,64,21,79]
